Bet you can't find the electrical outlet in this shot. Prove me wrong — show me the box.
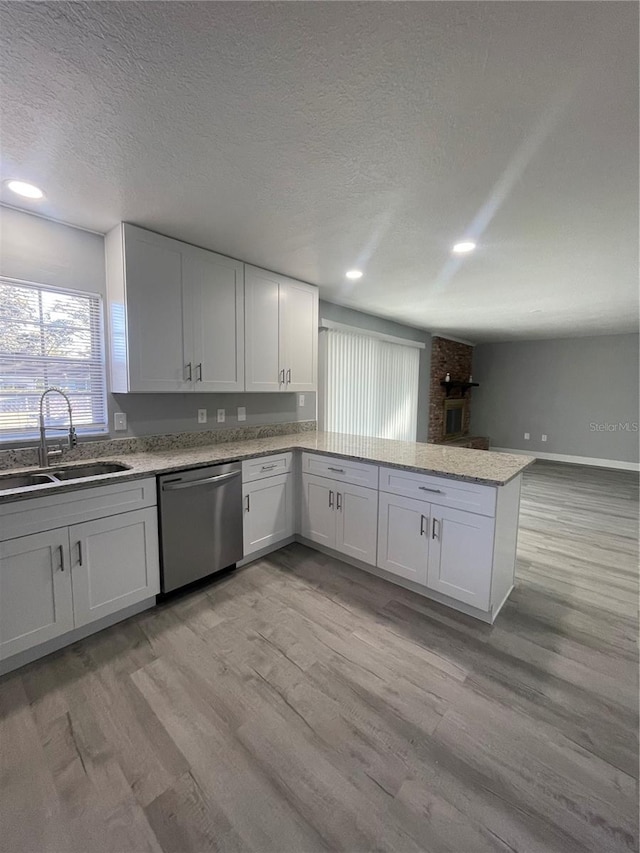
[524,432,530,440]
[197,409,207,424]
[114,412,127,431]
[237,406,246,422]
[299,394,305,407]
[541,434,547,442]
[217,408,225,424]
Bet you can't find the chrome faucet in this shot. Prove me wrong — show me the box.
[38,387,78,468]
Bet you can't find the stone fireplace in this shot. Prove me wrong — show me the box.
[427,336,489,450]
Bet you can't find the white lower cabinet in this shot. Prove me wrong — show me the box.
[427,506,494,609]
[70,508,160,628]
[377,492,430,584]
[378,492,495,609]
[0,479,160,665]
[301,474,336,548]
[0,529,74,660]
[301,474,378,565]
[243,472,294,557]
[335,482,379,565]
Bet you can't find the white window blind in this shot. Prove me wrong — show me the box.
[0,277,108,441]
[319,328,420,441]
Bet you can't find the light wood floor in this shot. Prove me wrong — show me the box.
[1,461,638,853]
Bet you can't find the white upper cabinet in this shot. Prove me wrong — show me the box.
[244,267,281,392]
[245,265,318,393]
[280,279,318,392]
[183,246,245,392]
[106,224,244,393]
[107,224,188,392]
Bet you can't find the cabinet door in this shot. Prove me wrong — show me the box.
[185,247,245,392]
[300,474,336,548]
[123,225,190,392]
[335,483,378,566]
[0,529,74,660]
[70,508,160,628]
[377,492,429,584]
[243,472,294,557]
[245,266,282,392]
[280,280,318,392]
[427,507,494,609]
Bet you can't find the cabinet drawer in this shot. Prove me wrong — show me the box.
[379,467,496,517]
[242,453,293,483]
[301,453,378,489]
[0,477,157,541]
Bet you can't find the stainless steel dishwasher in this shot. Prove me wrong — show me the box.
[158,461,243,593]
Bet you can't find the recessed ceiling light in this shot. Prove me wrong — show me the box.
[345,270,363,280]
[452,241,476,254]
[4,179,45,199]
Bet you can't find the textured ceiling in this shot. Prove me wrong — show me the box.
[0,1,637,342]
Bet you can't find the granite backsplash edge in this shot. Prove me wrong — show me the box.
[0,421,318,470]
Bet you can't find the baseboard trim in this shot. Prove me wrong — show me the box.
[237,535,295,567]
[295,535,496,624]
[491,448,640,472]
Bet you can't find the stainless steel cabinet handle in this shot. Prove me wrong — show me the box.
[329,490,334,508]
[279,368,285,385]
[245,494,250,512]
[336,492,342,511]
[328,467,345,474]
[261,464,277,471]
[286,368,291,384]
[185,362,193,382]
[58,545,64,572]
[420,515,426,536]
[432,518,440,540]
[196,363,203,382]
[162,471,241,491]
[419,486,443,494]
[77,541,83,566]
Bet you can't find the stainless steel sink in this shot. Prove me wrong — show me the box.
[49,462,131,480]
[0,472,58,490]
[0,461,131,491]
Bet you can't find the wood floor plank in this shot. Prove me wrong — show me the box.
[0,459,637,852]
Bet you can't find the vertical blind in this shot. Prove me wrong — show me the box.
[320,328,420,441]
[0,277,108,440]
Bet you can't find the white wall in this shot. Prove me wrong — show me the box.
[472,334,640,465]
[0,206,314,441]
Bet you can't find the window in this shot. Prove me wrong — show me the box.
[0,277,107,441]
[319,325,421,441]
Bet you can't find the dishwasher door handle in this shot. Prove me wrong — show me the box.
[162,471,241,491]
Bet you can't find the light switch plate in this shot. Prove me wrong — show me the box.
[541,434,547,442]
[198,409,207,424]
[217,409,225,423]
[299,394,305,406]
[114,412,127,431]
[524,432,530,440]
[237,407,246,422]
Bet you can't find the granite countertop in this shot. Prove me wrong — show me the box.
[0,432,534,503]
